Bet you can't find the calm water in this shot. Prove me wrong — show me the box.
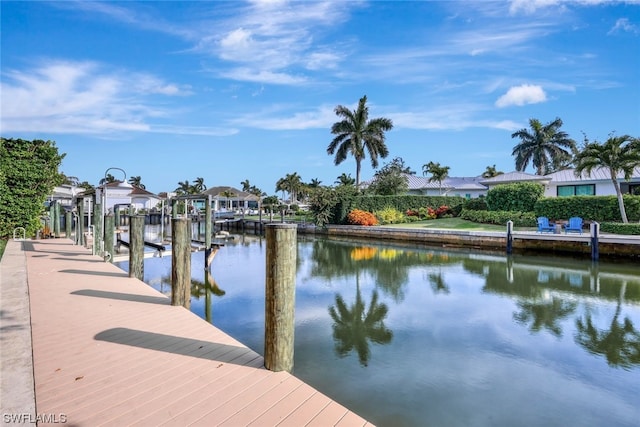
[116,232,640,427]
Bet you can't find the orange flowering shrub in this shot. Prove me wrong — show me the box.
[347,209,379,226]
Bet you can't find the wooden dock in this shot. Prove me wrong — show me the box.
[2,238,371,426]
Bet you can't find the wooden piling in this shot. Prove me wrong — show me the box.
[129,215,145,280]
[104,214,115,262]
[171,218,191,308]
[53,201,61,237]
[206,195,212,249]
[93,199,102,256]
[65,211,72,239]
[506,220,513,255]
[77,200,84,246]
[264,223,297,372]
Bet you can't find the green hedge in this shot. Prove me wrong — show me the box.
[460,209,537,227]
[332,195,465,224]
[600,222,640,235]
[534,195,640,222]
[485,182,544,212]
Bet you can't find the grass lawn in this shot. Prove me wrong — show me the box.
[381,218,520,232]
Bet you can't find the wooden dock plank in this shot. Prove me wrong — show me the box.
[21,239,371,426]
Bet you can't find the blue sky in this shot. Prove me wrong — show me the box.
[2,0,639,195]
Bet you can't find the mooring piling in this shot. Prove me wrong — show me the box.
[506,220,514,255]
[129,215,145,280]
[171,218,191,308]
[591,221,600,261]
[104,214,115,262]
[264,223,297,372]
[65,211,72,240]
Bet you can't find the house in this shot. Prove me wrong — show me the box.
[479,168,640,197]
[75,181,163,214]
[201,186,261,212]
[405,174,488,199]
[543,167,640,197]
[364,166,640,199]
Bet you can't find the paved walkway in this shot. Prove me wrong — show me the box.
[1,239,371,426]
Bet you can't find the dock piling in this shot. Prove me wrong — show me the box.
[591,222,600,261]
[172,218,191,308]
[264,223,297,372]
[104,214,114,262]
[506,220,513,255]
[129,215,145,280]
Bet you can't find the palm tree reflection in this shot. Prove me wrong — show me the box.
[513,296,577,337]
[575,283,640,369]
[328,276,392,367]
[191,271,226,323]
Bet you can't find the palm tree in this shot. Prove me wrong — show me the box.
[99,174,117,186]
[481,165,503,178]
[175,180,193,195]
[327,95,394,187]
[335,173,355,187]
[511,117,576,175]
[241,179,251,192]
[308,178,322,188]
[574,134,640,223]
[276,172,303,203]
[220,189,235,210]
[128,176,145,189]
[192,177,206,193]
[422,161,450,195]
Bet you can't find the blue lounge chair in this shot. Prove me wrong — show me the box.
[564,217,583,234]
[537,217,555,233]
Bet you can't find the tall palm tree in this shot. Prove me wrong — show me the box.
[128,176,145,189]
[481,165,503,178]
[276,172,303,203]
[308,178,322,188]
[175,180,193,195]
[511,117,576,175]
[192,177,206,193]
[422,161,450,195]
[241,179,251,192]
[335,173,356,187]
[327,95,394,187]
[574,134,640,223]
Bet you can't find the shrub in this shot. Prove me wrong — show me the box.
[485,182,544,212]
[535,195,640,222]
[347,209,379,226]
[600,222,640,235]
[460,209,537,227]
[375,207,405,224]
[464,198,488,211]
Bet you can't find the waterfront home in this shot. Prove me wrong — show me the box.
[364,167,640,199]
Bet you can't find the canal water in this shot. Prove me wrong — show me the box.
[115,232,640,427]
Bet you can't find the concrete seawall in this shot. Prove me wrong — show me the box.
[294,224,640,260]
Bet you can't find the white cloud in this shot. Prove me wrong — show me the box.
[509,0,639,15]
[0,60,206,136]
[608,18,639,34]
[495,84,547,108]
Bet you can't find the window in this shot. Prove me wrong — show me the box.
[557,184,595,197]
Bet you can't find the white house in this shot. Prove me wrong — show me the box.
[543,167,640,197]
[364,167,640,199]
